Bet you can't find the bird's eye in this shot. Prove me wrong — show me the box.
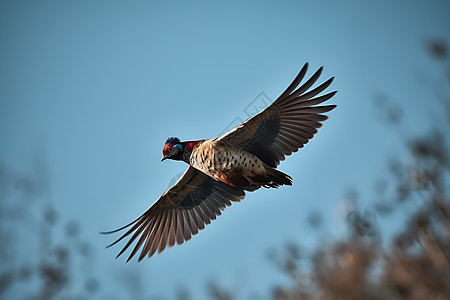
[168,147,173,153]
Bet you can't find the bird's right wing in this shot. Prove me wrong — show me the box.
[101,166,245,262]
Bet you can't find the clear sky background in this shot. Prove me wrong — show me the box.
[1,1,449,299]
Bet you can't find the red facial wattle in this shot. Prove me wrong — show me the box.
[162,143,173,156]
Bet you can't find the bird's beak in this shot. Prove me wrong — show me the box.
[161,155,168,162]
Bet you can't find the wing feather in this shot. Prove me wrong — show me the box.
[197,205,212,225]
[128,218,154,261]
[192,206,206,230]
[175,211,185,245]
[180,210,192,241]
[116,219,148,260]
[149,210,166,257]
[167,210,177,247]
[157,209,172,254]
[138,216,158,260]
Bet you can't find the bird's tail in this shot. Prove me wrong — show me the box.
[264,167,292,188]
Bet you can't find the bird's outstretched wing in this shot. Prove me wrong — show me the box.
[101,166,245,262]
[218,63,337,167]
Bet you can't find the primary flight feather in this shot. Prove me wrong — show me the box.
[102,63,337,261]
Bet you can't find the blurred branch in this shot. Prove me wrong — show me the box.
[267,37,450,300]
[0,153,101,299]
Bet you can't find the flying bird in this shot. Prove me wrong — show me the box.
[102,63,337,261]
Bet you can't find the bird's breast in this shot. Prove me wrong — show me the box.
[190,140,265,186]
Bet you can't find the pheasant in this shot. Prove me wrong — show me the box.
[102,63,337,261]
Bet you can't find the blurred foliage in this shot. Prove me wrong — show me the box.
[206,41,450,300]
[208,281,235,300]
[262,40,450,300]
[0,155,100,300]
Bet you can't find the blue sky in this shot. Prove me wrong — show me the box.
[1,1,449,299]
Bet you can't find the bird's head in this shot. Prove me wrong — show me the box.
[161,137,183,161]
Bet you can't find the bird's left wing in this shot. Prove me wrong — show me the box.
[217,63,336,168]
[101,166,245,262]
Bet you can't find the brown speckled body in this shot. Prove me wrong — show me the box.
[189,139,267,187]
